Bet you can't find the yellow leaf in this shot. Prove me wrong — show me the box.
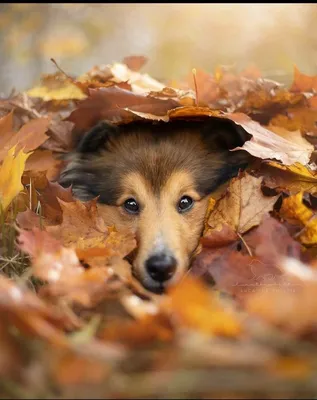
[267,161,317,182]
[0,146,31,211]
[27,72,87,101]
[280,191,317,245]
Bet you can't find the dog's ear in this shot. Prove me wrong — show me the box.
[76,121,119,154]
[200,118,251,151]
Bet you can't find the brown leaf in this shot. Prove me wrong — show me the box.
[46,198,109,248]
[39,181,74,225]
[18,228,84,283]
[67,86,180,132]
[0,117,51,161]
[270,107,317,137]
[205,172,279,236]
[16,208,41,230]
[0,275,71,346]
[0,110,13,136]
[193,216,302,300]
[122,55,148,72]
[229,113,314,165]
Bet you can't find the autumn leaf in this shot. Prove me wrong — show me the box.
[0,115,51,161]
[0,275,71,346]
[204,172,279,237]
[0,146,31,211]
[193,216,302,300]
[229,113,314,166]
[122,55,148,72]
[67,86,180,132]
[270,107,317,137]
[39,180,74,225]
[164,276,241,337]
[246,257,317,335]
[0,110,13,136]
[260,163,317,196]
[267,161,317,182]
[280,191,317,246]
[27,72,87,101]
[290,65,317,93]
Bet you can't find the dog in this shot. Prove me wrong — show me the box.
[59,119,250,293]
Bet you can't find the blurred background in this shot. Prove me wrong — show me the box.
[0,3,317,96]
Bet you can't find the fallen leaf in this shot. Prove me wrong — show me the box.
[39,181,74,225]
[280,191,317,246]
[0,116,51,161]
[27,72,87,101]
[204,172,279,236]
[67,86,180,132]
[246,257,317,335]
[165,276,242,337]
[193,216,302,300]
[0,146,31,211]
[230,113,314,165]
[290,66,317,93]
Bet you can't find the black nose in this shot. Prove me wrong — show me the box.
[145,254,177,282]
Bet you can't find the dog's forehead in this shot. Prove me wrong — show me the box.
[120,169,196,199]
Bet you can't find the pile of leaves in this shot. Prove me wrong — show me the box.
[1,56,317,399]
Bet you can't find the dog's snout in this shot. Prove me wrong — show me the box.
[145,254,177,282]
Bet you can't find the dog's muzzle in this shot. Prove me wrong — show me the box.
[139,252,177,294]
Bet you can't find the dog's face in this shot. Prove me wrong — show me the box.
[60,120,249,293]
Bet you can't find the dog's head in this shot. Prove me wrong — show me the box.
[60,120,249,293]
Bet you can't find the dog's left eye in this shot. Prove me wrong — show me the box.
[178,196,194,213]
[124,198,140,214]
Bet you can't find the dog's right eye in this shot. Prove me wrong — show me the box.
[123,198,140,214]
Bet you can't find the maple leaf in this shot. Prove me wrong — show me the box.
[204,172,279,237]
[280,191,317,246]
[39,180,74,225]
[46,198,108,248]
[18,227,84,283]
[0,115,51,161]
[0,146,31,211]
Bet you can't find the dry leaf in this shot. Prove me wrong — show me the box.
[0,146,31,211]
[280,191,317,246]
[205,172,279,236]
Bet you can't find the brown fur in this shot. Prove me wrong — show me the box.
[60,120,250,292]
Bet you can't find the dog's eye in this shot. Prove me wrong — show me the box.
[124,198,140,214]
[178,196,194,213]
